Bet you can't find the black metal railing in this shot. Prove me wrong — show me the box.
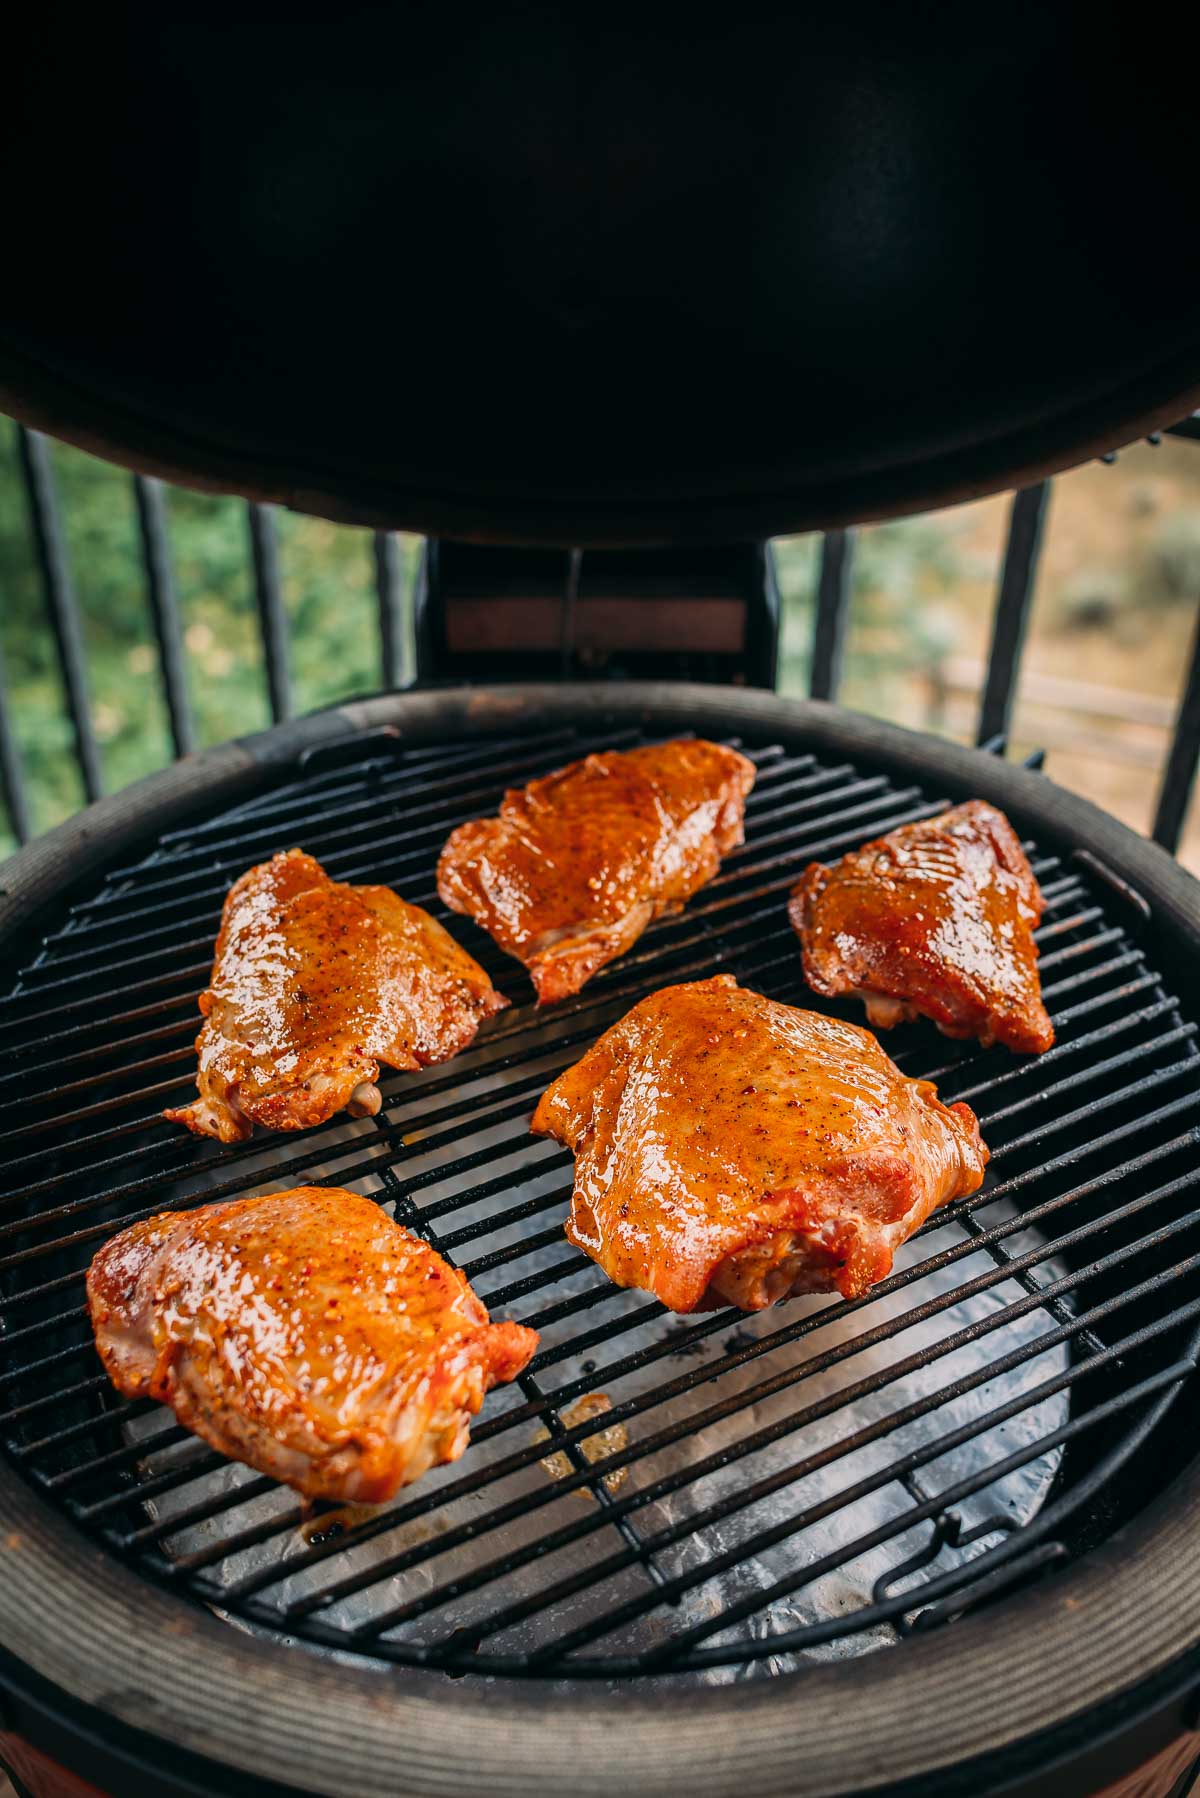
[2,415,1199,857]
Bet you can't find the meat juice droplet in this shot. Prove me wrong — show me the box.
[534,1394,629,1497]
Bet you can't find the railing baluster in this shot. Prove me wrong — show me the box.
[374,531,406,690]
[133,476,195,758]
[810,529,854,702]
[976,481,1051,748]
[16,426,103,802]
[0,638,33,845]
[247,502,291,723]
[1153,602,1200,854]
[560,546,582,679]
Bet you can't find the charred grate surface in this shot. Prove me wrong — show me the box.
[1,720,1198,1680]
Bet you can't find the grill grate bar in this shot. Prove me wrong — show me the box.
[63,728,661,917]
[3,1036,1195,1317]
[42,1421,192,1491]
[386,1157,670,1596]
[0,952,210,1016]
[37,759,872,963]
[181,1141,1200,1596]
[372,1281,1200,1654]
[971,1024,1195,1135]
[439,1185,574,1253]
[0,908,898,1222]
[290,1355,1190,1679]
[0,1017,200,1092]
[133,728,584,854]
[1037,947,1145,1001]
[949,982,1167,1100]
[0,982,199,1045]
[0,1072,199,1150]
[273,1213,1200,1636]
[0,1304,92,1353]
[0,780,934,1030]
[983,1053,1199,1162]
[1034,925,1125,972]
[0,867,1103,1154]
[1033,904,1103,942]
[3,718,1198,1678]
[12,1397,160,1459]
[17,761,895,980]
[58,741,796,938]
[629,1356,1196,1673]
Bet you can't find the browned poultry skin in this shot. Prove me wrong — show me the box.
[789,801,1054,1055]
[86,1187,538,1503]
[436,739,755,1004]
[165,850,507,1142]
[531,975,987,1313]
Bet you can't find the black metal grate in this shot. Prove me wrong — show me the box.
[1,720,1199,1679]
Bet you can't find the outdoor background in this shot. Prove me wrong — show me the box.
[2,422,1199,870]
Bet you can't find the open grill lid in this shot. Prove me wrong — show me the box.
[4,12,1200,543]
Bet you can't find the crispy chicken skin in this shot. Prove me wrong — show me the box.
[165,850,507,1142]
[436,739,755,1004]
[789,801,1054,1055]
[531,975,987,1313]
[86,1187,538,1503]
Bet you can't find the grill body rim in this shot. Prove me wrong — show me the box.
[2,680,1199,1798]
[4,358,1200,546]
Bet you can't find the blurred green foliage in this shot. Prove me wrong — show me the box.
[0,425,418,853]
[775,511,987,729]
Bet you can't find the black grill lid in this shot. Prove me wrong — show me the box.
[4,11,1200,543]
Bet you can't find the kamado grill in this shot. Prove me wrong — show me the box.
[3,690,1200,1798]
[5,15,1200,1798]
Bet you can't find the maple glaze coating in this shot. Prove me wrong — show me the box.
[532,975,987,1313]
[789,801,1054,1054]
[436,739,755,1003]
[165,850,507,1142]
[86,1187,538,1502]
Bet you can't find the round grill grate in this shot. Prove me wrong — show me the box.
[1,714,1199,1682]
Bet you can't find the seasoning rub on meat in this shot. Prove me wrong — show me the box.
[166,849,506,1142]
[87,1186,538,1502]
[532,975,987,1313]
[437,739,755,1003]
